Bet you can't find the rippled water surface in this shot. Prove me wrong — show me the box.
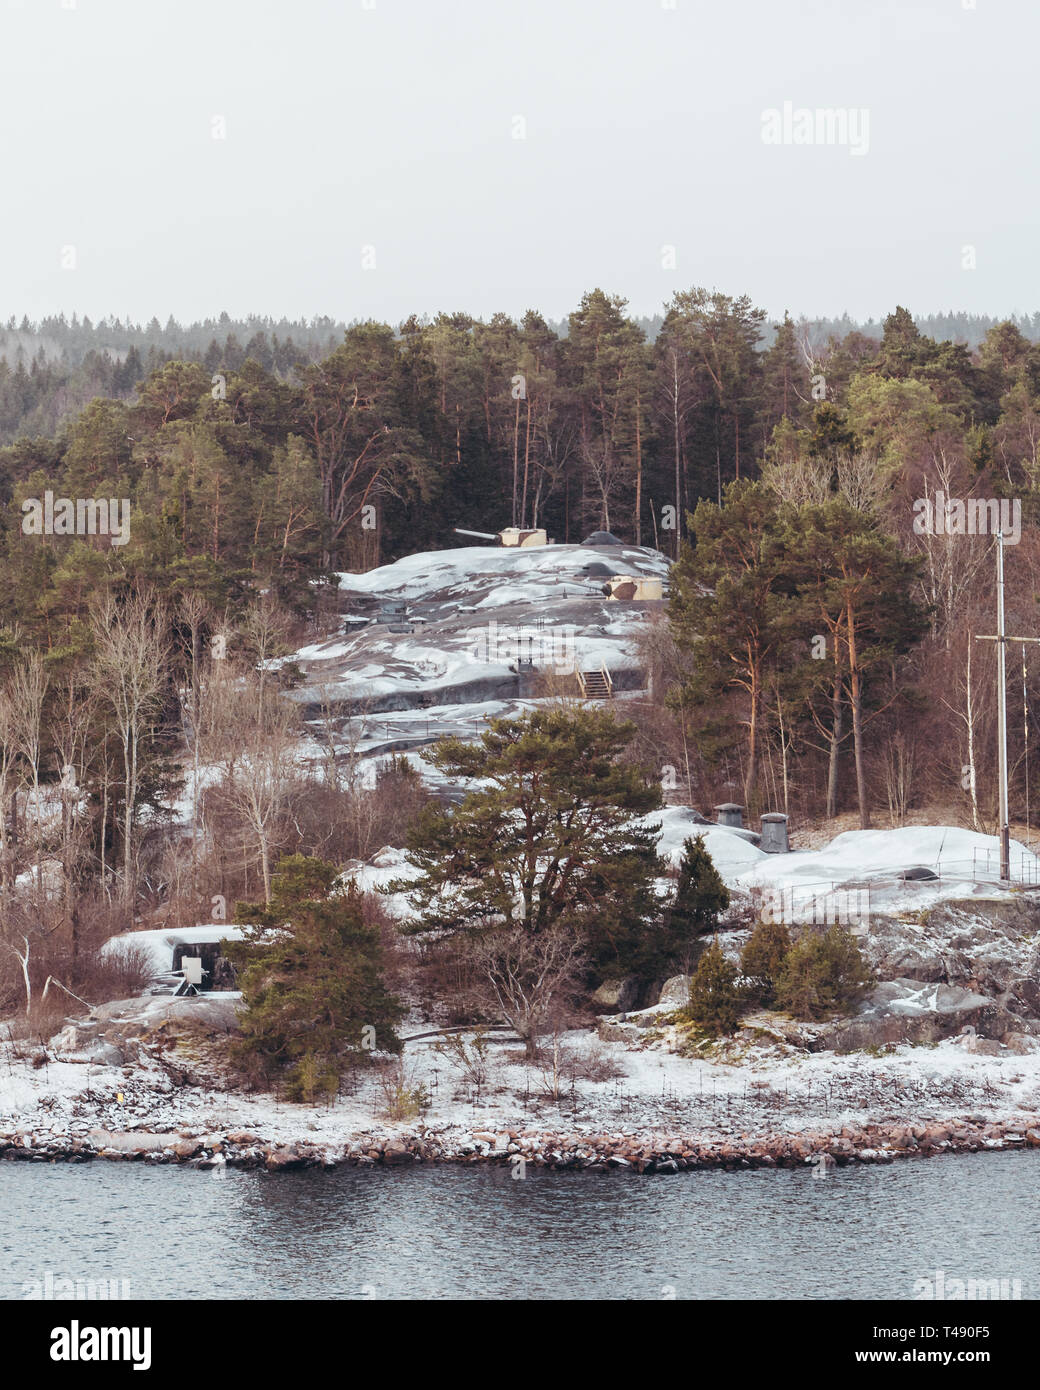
[1,1151,1036,1299]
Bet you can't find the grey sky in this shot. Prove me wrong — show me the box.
[1,0,1035,327]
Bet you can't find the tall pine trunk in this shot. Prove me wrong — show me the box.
[847,603,871,829]
[511,396,520,526]
[672,351,682,559]
[826,671,843,819]
[744,657,761,813]
[634,387,642,547]
[521,395,532,529]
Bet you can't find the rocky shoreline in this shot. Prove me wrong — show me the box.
[4,1113,1040,1174]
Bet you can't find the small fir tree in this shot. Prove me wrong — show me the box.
[669,835,731,956]
[774,925,875,1021]
[226,855,403,1101]
[686,937,744,1035]
[740,918,792,1007]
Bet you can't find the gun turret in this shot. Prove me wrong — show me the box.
[454,528,500,542]
[454,526,548,548]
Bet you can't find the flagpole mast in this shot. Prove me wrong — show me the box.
[976,531,1040,884]
[996,530,1010,881]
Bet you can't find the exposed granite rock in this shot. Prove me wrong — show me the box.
[590,977,642,1014]
[657,975,693,1010]
[866,897,1040,1011]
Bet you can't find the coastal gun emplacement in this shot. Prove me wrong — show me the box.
[454,526,547,548]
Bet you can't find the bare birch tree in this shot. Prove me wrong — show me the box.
[219,685,299,903]
[0,674,21,891]
[91,592,171,907]
[11,654,48,911]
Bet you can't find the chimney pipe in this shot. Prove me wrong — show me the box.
[760,813,790,853]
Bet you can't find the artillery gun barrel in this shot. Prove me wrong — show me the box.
[454,527,499,541]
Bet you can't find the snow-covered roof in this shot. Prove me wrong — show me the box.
[735,825,1040,915]
[99,924,250,978]
[652,806,768,880]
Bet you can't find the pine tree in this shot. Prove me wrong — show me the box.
[656,288,766,505]
[668,836,730,959]
[740,918,791,1006]
[668,480,793,810]
[774,925,875,1021]
[781,500,930,827]
[227,856,403,1100]
[390,706,663,984]
[685,937,744,1035]
[565,288,647,535]
[759,311,812,439]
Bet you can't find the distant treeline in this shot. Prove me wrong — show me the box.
[2,290,1040,598]
[0,290,1039,897]
[0,315,344,445]
[4,306,1039,365]
[1,305,1037,447]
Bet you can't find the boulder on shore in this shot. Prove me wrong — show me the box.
[590,977,641,1014]
[88,1129,168,1154]
[657,975,692,1010]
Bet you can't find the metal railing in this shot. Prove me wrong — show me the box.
[746,849,1040,929]
[933,848,1040,889]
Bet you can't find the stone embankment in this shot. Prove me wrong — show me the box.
[3,1115,1040,1173]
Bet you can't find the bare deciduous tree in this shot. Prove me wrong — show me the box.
[11,653,48,912]
[219,686,300,903]
[835,450,886,512]
[240,593,294,728]
[760,453,832,507]
[468,924,586,1058]
[91,592,171,907]
[0,672,22,891]
[50,673,100,950]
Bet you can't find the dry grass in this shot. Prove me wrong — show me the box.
[374,1056,430,1121]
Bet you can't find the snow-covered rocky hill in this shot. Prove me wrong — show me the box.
[280,540,1040,920]
[7,541,1040,1164]
[284,543,1040,1058]
[324,539,669,703]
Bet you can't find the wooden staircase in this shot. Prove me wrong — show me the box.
[577,666,613,699]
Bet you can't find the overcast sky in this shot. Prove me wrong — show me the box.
[1,0,1035,327]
